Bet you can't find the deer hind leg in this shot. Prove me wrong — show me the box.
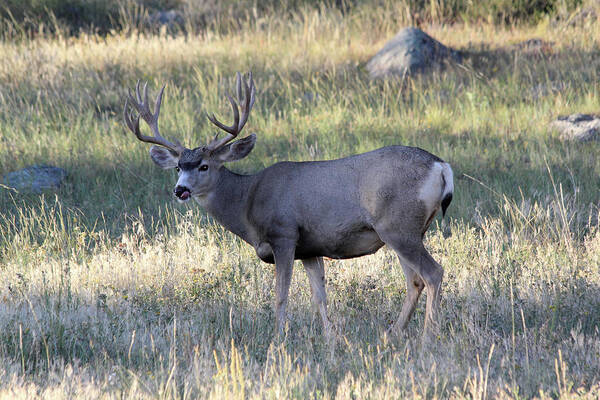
[397,244,443,333]
[389,261,425,333]
[302,257,334,338]
[378,231,443,333]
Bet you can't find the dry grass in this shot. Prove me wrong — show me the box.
[0,3,599,398]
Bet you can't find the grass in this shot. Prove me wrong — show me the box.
[0,0,586,38]
[0,1,599,398]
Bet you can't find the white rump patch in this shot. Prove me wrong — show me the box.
[441,162,454,198]
[418,162,444,214]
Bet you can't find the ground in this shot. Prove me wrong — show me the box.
[0,2,599,398]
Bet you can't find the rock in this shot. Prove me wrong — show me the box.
[2,165,67,193]
[550,114,600,142]
[567,5,598,26]
[565,113,595,123]
[529,80,568,100]
[302,92,320,103]
[508,38,554,56]
[366,27,461,79]
[148,10,184,30]
[509,38,553,51]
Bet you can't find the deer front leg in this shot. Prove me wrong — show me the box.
[272,242,295,336]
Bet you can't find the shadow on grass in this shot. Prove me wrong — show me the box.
[2,266,600,396]
[1,118,598,248]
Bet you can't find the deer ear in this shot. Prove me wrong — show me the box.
[214,134,256,163]
[149,146,179,169]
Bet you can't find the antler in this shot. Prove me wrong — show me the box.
[123,80,185,155]
[206,72,256,151]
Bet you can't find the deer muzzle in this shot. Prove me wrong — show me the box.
[174,185,191,200]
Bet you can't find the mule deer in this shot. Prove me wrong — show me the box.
[123,72,454,336]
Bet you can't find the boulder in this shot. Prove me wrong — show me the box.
[2,165,67,193]
[567,5,598,26]
[148,10,184,30]
[550,114,600,142]
[366,27,461,79]
[508,38,554,56]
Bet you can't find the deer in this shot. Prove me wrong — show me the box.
[123,72,454,337]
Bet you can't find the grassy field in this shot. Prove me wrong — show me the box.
[0,2,599,398]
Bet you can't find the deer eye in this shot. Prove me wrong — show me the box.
[199,165,208,171]
[175,167,180,172]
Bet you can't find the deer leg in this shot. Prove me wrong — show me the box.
[272,243,295,335]
[378,232,443,334]
[390,261,425,332]
[302,257,334,337]
[396,246,443,333]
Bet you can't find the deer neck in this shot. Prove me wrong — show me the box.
[198,167,257,245]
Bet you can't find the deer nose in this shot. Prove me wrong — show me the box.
[174,185,191,200]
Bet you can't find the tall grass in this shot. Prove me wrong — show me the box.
[0,0,588,40]
[0,185,598,398]
[0,1,599,398]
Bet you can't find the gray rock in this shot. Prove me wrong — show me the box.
[567,5,598,26]
[148,10,184,30]
[302,92,320,103]
[550,114,600,142]
[366,27,461,79]
[2,165,67,193]
[529,80,568,101]
[509,38,554,54]
[565,113,594,123]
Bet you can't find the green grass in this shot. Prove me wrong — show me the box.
[0,2,600,398]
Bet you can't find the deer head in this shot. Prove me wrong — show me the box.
[123,72,257,202]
